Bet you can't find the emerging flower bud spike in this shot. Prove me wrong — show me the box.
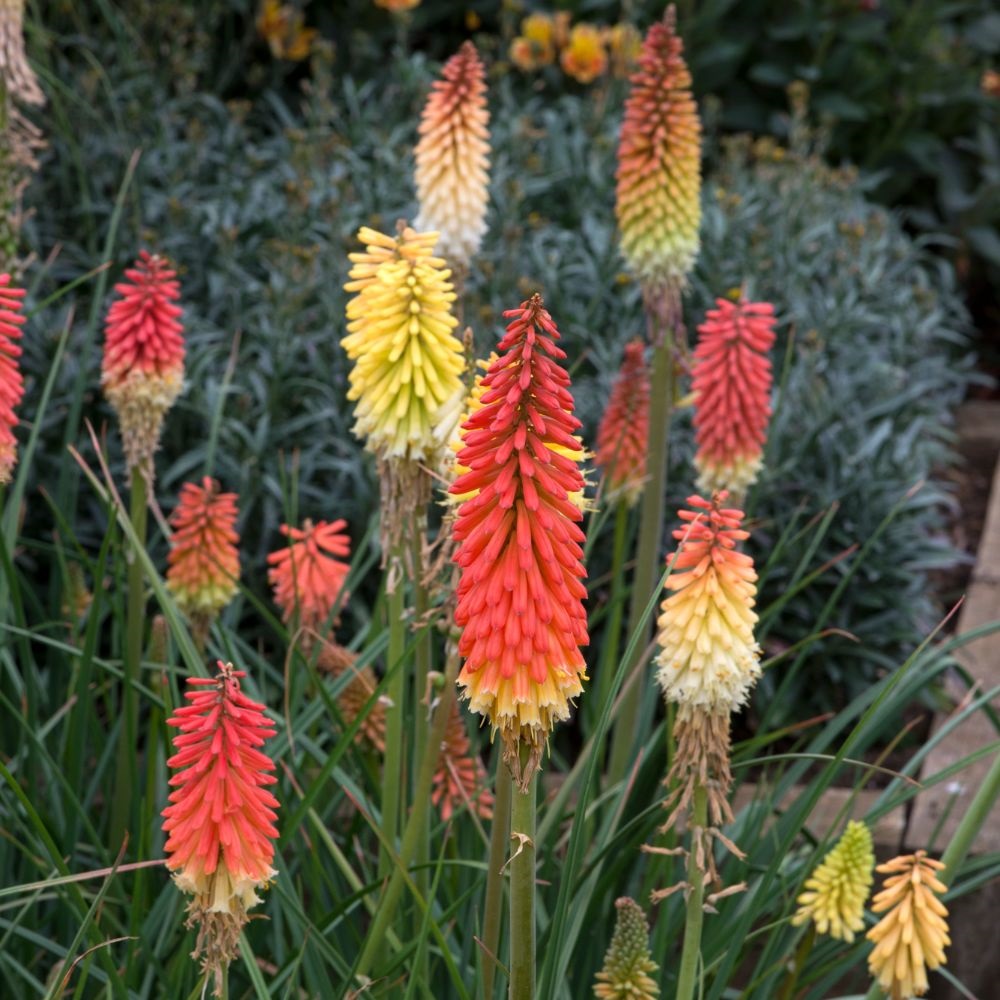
[595,338,650,507]
[162,661,279,996]
[792,820,874,942]
[102,251,185,482]
[267,518,350,639]
[432,698,494,821]
[450,294,588,786]
[615,6,701,298]
[166,478,240,645]
[867,851,950,1000]
[0,273,25,484]
[692,297,777,498]
[414,42,491,272]
[593,897,660,999]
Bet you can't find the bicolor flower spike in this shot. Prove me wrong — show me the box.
[595,338,650,507]
[450,294,588,785]
[0,273,25,484]
[0,0,43,106]
[693,297,777,497]
[655,493,760,714]
[342,226,465,464]
[167,478,240,643]
[267,518,350,637]
[792,820,874,942]
[867,851,950,1000]
[593,897,660,999]
[102,251,185,481]
[432,699,494,821]
[615,6,701,297]
[163,661,279,995]
[414,42,490,271]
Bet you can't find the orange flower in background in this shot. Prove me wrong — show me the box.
[163,661,279,994]
[981,68,1000,98]
[560,23,608,84]
[0,273,26,484]
[167,478,240,642]
[595,339,649,507]
[432,699,493,820]
[867,851,950,1000]
[615,7,701,297]
[255,0,316,61]
[0,0,44,105]
[373,0,420,11]
[509,13,557,71]
[692,297,776,497]
[267,518,350,636]
[414,42,491,270]
[102,251,185,480]
[450,294,588,784]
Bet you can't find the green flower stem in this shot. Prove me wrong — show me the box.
[509,760,537,1000]
[379,558,408,880]
[607,323,674,787]
[482,759,513,1000]
[675,785,708,1000]
[864,746,1000,1000]
[593,501,630,736]
[110,469,147,850]
[776,924,815,1000]
[356,652,460,982]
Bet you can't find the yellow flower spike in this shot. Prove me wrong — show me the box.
[867,851,950,1000]
[792,820,874,942]
[593,897,659,999]
[341,225,465,464]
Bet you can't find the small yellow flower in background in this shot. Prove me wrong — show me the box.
[510,13,557,71]
[560,23,608,84]
[593,897,659,999]
[605,22,642,78]
[256,0,317,62]
[867,851,950,1000]
[792,820,874,942]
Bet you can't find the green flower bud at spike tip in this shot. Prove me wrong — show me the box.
[792,820,874,943]
[594,897,660,999]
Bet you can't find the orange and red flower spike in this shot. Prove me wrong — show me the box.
[595,339,650,508]
[692,297,776,498]
[0,273,26,484]
[615,7,701,300]
[167,477,240,644]
[432,699,494,821]
[102,251,185,481]
[267,518,350,639]
[414,41,490,271]
[163,661,279,995]
[449,294,588,786]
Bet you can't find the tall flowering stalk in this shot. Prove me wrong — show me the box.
[693,297,777,499]
[867,852,950,1000]
[450,294,587,1000]
[267,518,350,642]
[0,272,25,484]
[166,477,240,648]
[608,6,703,785]
[163,661,279,995]
[413,42,490,275]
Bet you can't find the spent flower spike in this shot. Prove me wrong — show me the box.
[792,820,874,942]
[450,294,588,785]
[0,272,25,484]
[102,251,185,481]
[693,297,777,497]
[162,662,279,995]
[867,851,950,1000]
[0,0,43,105]
[414,42,491,271]
[432,698,494,821]
[615,6,701,298]
[595,338,650,507]
[317,641,387,753]
[267,518,350,637]
[593,897,660,999]
[167,478,240,642]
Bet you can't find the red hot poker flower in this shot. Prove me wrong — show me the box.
[162,661,278,993]
[595,338,650,507]
[432,699,494,821]
[267,518,350,638]
[0,273,26,484]
[102,251,185,479]
[450,294,588,785]
[692,297,776,497]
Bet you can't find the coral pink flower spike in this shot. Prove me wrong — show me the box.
[0,273,26,484]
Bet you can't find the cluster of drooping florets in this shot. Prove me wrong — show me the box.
[432,699,494,821]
